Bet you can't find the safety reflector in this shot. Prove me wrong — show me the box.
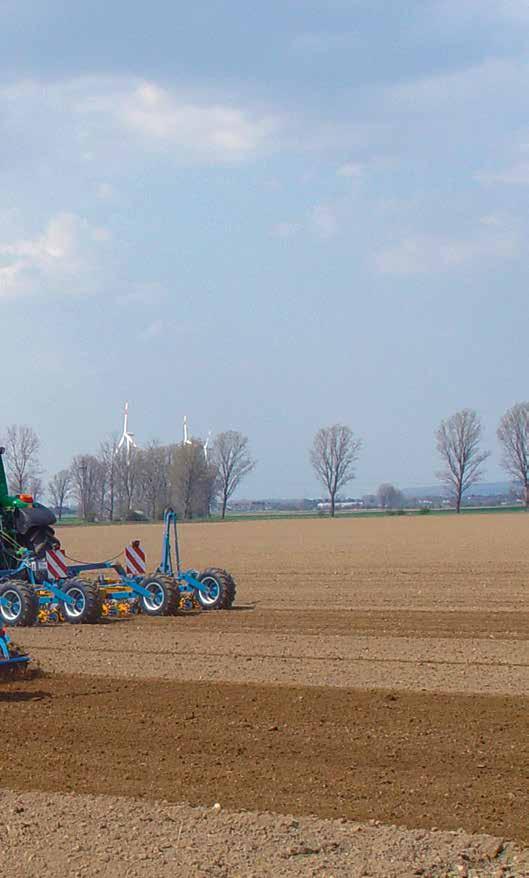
[45,549,68,580]
[125,541,146,576]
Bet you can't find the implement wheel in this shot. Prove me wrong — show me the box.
[0,580,39,627]
[60,578,102,624]
[223,571,237,609]
[196,568,236,610]
[140,576,179,616]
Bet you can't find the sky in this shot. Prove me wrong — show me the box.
[1,0,528,498]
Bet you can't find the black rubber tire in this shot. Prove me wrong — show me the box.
[60,578,102,624]
[0,580,39,627]
[220,570,237,608]
[140,576,180,616]
[195,568,235,610]
[22,526,60,559]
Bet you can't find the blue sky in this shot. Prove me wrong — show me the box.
[1,0,528,497]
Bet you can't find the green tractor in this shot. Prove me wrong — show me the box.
[0,447,59,571]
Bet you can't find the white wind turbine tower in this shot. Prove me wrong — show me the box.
[117,401,137,462]
[183,415,193,446]
[182,417,211,461]
[203,431,212,463]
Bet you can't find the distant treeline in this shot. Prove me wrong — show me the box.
[2,401,529,520]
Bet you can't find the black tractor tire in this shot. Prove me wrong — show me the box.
[60,578,102,625]
[140,576,180,616]
[195,568,236,610]
[0,580,39,627]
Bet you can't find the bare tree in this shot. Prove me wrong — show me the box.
[70,454,105,521]
[497,402,529,508]
[212,431,256,519]
[114,446,141,518]
[139,441,172,520]
[202,460,220,518]
[30,475,44,502]
[436,409,490,513]
[377,483,404,510]
[310,425,362,517]
[48,470,72,520]
[98,435,120,521]
[4,424,41,494]
[169,442,207,519]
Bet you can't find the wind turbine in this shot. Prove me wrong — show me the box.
[117,401,137,462]
[183,415,192,446]
[183,417,211,461]
[203,431,212,463]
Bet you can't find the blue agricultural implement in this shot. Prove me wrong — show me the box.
[0,626,31,677]
[155,507,236,611]
[0,544,180,625]
[0,500,236,626]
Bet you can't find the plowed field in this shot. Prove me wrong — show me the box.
[2,514,529,877]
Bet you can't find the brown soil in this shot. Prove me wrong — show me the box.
[56,513,529,611]
[1,675,528,844]
[144,606,529,640]
[1,514,528,875]
[14,609,529,695]
[1,789,527,878]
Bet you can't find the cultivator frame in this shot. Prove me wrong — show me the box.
[0,507,236,626]
[156,507,236,611]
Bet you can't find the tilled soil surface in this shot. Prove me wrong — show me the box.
[1,675,528,843]
[55,514,529,611]
[2,515,529,875]
[14,609,529,694]
[1,789,528,878]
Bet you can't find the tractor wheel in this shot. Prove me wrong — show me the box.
[195,568,235,610]
[140,576,179,616]
[0,580,39,627]
[60,578,102,624]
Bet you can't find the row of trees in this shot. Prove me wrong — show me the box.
[309,403,529,515]
[4,401,529,520]
[1,427,256,521]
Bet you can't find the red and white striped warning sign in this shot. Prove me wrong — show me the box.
[125,541,146,576]
[45,549,68,580]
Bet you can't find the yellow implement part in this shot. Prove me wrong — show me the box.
[37,606,63,625]
[101,599,134,617]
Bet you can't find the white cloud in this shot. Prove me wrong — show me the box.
[113,83,266,159]
[0,77,280,170]
[311,204,339,240]
[0,213,108,298]
[375,230,519,276]
[95,80,277,163]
